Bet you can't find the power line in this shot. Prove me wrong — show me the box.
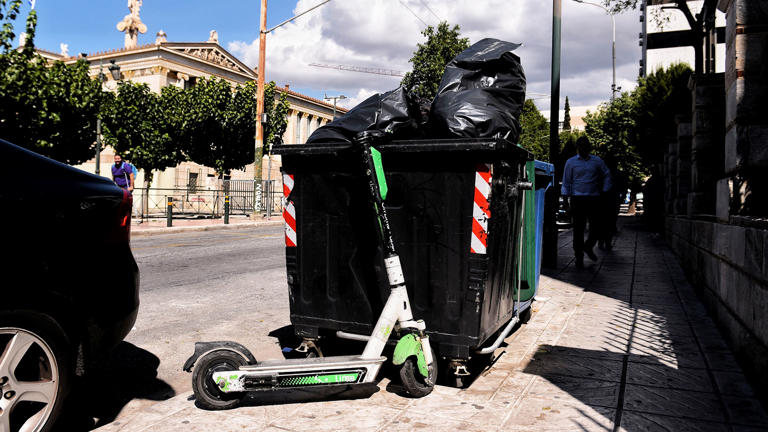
[418,0,443,22]
[398,0,429,27]
[309,63,406,77]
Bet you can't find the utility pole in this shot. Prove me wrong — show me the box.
[254,0,267,186]
[543,0,562,269]
[253,0,332,217]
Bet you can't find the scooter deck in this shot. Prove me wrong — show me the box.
[214,355,387,392]
[240,355,386,372]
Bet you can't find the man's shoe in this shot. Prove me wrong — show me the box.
[585,249,598,262]
[575,257,584,268]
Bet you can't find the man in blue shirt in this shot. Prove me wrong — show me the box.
[111,154,134,193]
[561,137,612,268]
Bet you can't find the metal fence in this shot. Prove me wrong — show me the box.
[132,180,284,220]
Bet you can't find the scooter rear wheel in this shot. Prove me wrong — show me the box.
[192,350,247,410]
[399,352,437,398]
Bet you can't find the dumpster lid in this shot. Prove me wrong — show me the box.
[534,160,554,176]
[273,138,532,160]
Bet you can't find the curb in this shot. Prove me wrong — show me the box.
[130,220,284,237]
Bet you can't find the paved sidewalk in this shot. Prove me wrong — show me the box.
[96,219,768,431]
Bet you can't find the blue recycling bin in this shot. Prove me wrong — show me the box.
[534,160,554,291]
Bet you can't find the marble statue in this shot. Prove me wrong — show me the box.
[116,0,147,49]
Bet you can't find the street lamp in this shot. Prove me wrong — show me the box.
[324,94,346,120]
[573,0,620,100]
[108,59,121,81]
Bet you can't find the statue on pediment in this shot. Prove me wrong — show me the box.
[117,0,148,49]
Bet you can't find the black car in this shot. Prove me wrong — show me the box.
[0,139,139,431]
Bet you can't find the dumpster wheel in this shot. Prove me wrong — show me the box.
[192,350,248,410]
[399,350,437,397]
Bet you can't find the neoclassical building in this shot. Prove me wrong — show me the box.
[40,2,343,195]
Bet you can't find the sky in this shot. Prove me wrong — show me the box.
[17,0,644,112]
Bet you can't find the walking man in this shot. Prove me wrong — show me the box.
[561,136,612,268]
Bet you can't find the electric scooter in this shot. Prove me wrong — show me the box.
[183,131,437,410]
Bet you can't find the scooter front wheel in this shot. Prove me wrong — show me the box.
[192,350,247,410]
[399,353,437,398]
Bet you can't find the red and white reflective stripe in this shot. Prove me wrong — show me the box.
[471,163,492,254]
[283,174,297,247]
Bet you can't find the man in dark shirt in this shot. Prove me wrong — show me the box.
[561,137,612,268]
[111,154,134,193]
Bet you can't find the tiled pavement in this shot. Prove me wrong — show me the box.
[96,218,768,431]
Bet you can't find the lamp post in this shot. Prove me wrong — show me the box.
[324,94,346,120]
[543,0,563,269]
[573,0,619,100]
[95,62,108,176]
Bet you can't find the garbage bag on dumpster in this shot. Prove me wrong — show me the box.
[429,38,526,142]
[306,87,422,144]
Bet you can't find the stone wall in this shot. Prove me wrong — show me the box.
[666,216,768,391]
[661,0,768,398]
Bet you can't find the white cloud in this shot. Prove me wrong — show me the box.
[227,0,643,112]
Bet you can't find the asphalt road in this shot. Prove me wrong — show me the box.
[126,225,291,395]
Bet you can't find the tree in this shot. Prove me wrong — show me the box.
[0,0,104,164]
[583,92,645,192]
[181,78,253,177]
[518,99,550,161]
[563,96,571,131]
[263,81,290,152]
[181,79,288,177]
[101,82,182,192]
[401,21,469,101]
[634,63,692,165]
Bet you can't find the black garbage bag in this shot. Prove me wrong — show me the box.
[428,38,526,141]
[306,87,422,144]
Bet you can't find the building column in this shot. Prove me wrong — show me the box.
[688,74,725,216]
[719,0,768,217]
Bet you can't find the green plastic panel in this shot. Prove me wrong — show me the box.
[520,161,537,302]
[371,147,388,200]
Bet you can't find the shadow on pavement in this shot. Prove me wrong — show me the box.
[527,219,768,430]
[58,342,175,430]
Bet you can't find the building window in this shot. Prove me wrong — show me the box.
[295,113,302,144]
[188,172,199,193]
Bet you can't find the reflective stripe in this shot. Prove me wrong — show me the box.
[283,173,297,247]
[471,163,492,254]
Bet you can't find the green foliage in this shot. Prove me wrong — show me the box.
[101,82,182,184]
[264,81,290,151]
[181,78,254,176]
[518,99,550,161]
[601,0,639,13]
[401,21,469,101]
[563,96,571,131]
[634,63,692,165]
[0,1,104,164]
[583,92,645,189]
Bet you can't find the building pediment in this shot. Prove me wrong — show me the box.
[162,43,255,79]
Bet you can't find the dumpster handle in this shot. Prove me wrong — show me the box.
[337,331,397,346]
[336,331,371,342]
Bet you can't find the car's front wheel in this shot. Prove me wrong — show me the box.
[0,311,71,432]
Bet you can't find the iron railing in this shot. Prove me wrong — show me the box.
[131,180,283,221]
